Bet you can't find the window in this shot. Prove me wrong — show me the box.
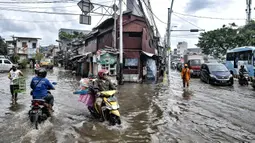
[22,42,27,47]
[189,59,201,66]
[0,60,2,64]
[208,64,228,72]
[4,60,11,64]
[128,32,142,37]
[32,43,37,48]
[124,58,138,69]
[226,53,234,61]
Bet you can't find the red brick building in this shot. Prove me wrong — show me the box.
[84,11,160,82]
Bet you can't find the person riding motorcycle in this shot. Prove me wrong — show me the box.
[93,69,116,121]
[30,68,55,113]
[239,65,247,76]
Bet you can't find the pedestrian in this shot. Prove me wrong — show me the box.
[181,64,190,88]
[34,61,40,75]
[8,65,24,104]
[143,65,147,83]
[30,60,33,69]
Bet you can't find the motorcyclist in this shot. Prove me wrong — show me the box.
[239,65,247,76]
[94,69,116,121]
[30,68,55,113]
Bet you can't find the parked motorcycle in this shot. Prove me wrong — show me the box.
[252,78,255,89]
[239,72,249,86]
[28,82,57,129]
[83,86,121,125]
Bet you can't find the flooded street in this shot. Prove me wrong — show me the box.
[0,68,255,143]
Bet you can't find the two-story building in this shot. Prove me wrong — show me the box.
[80,10,160,82]
[7,36,41,62]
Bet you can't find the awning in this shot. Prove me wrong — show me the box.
[77,52,93,62]
[69,54,84,61]
[141,51,155,57]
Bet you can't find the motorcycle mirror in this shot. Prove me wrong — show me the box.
[52,82,57,85]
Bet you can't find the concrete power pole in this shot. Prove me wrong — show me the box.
[112,0,117,49]
[119,0,124,85]
[167,0,174,80]
[246,0,252,24]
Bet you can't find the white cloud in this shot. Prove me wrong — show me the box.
[150,0,251,49]
[0,0,253,49]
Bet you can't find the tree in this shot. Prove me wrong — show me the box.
[34,52,44,62]
[0,36,7,56]
[59,31,86,41]
[196,24,238,58]
[196,22,255,58]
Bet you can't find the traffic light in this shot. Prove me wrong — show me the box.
[190,29,199,32]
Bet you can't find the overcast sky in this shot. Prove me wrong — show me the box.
[0,0,252,49]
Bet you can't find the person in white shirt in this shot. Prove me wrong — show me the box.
[8,65,23,104]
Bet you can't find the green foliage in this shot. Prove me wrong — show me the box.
[19,59,28,69]
[196,21,255,58]
[59,31,86,41]
[0,36,7,55]
[12,55,20,63]
[34,52,44,61]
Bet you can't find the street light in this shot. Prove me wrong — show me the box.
[170,29,205,32]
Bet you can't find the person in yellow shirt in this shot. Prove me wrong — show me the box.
[181,64,191,88]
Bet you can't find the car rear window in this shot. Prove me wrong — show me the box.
[208,64,228,72]
[190,59,201,66]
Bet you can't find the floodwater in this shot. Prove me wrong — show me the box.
[0,68,255,143]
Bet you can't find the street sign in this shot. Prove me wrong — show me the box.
[77,0,94,13]
[79,14,91,25]
[112,4,118,12]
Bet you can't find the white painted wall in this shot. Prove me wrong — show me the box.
[16,39,39,58]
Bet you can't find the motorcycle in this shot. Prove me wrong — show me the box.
[28,82,57,129]
[83,86,121,125]
[252,78,255,89]
[239,72,249,86]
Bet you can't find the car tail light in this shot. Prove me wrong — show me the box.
[33,101,39,106]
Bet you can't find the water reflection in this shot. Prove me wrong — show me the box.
[182,88,193,100]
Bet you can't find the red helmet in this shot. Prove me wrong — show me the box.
[98,69,109,79]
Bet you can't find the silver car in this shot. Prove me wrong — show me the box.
[0,58,15,72]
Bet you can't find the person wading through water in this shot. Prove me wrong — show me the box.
[181,64,191,88]
[8,65,24,104]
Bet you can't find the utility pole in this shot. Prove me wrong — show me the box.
[246,0,252,24]
[112,0,117,49]
[118,0,123,85]
[167,0,174,81]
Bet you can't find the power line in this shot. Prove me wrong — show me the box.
[0,7,80,15]
[0,5,77,9]
[173,11,246,21]
[171,34,200,37]
[94,0,113,27]
[141,0,167,24]
[0,18,77,23]
[172,13,203,30]
[0,1,75,4]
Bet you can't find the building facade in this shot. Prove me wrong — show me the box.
[6,37,41,62]
[177,41,188,58]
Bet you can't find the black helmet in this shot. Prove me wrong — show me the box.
[38,68,47,78]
